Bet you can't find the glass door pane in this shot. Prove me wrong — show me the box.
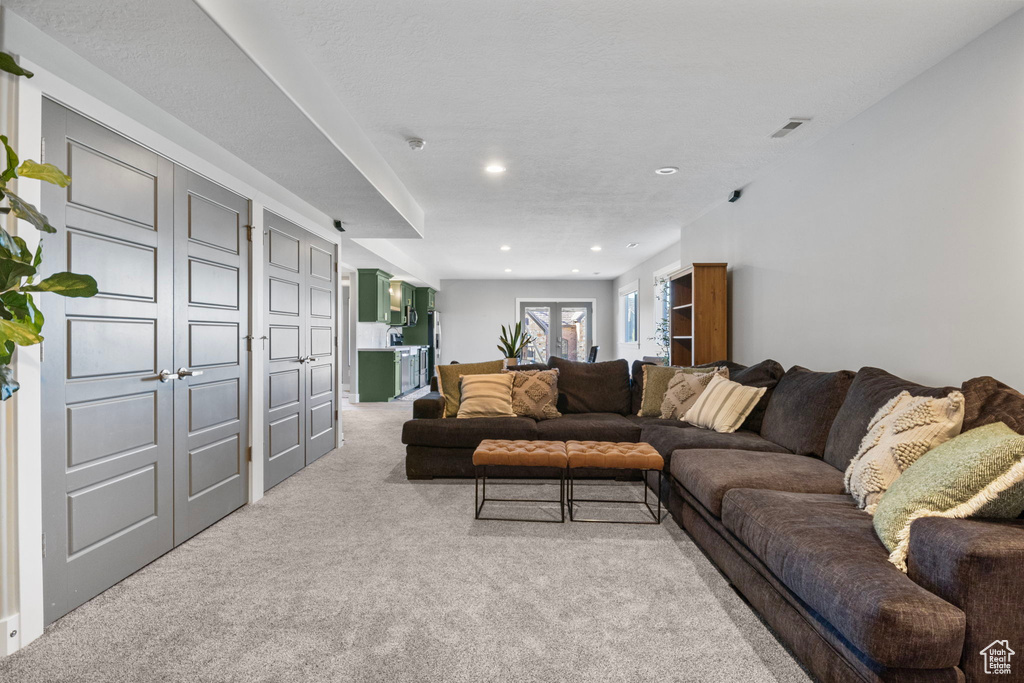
[521,305,550,363]
[559,306,589,361]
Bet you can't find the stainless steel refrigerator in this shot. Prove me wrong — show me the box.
[427,310,441,378]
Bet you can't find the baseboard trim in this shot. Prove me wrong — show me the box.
[0,613,21,656]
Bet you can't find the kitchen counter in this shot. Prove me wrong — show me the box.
[358,345,428,352]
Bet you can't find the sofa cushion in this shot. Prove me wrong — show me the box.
[626,415,694,429]
[822,367,957,472]
[401,417,538,449]
[721,490,966,670]
[437,359,506,418]
[630,360,654,415]
[684,375,767,433]
[961,375,1024,434]
[728,359,785,433]
[641,425,790,475]
[672,449,845,517]
[535,413,641,442]
[548,356,631,415]
[760,366,856,458]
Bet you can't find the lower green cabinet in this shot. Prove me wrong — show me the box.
[358,350,401,402]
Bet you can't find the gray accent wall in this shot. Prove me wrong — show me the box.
[675,10,1024,391]
[437,279,615,365]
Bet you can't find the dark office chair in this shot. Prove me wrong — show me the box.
[587,346,599,363]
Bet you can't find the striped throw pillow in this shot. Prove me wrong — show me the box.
[684,374,767,433]
[457,374,515,419]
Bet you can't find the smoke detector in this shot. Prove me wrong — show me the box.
[407,138,426,151]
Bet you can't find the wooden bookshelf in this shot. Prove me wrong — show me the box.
[669,263,728,366]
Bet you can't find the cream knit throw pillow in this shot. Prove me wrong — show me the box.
[660,367,728,420]
[844,390,965,512]
[457,374,515,419]
[683,374,767,434]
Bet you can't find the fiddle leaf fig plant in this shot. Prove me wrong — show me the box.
[497,321,535,360]
[0,52,98,400]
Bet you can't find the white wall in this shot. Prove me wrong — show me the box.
[437,279,615,365]
[677,9,1024,391]
[611,243,681,364]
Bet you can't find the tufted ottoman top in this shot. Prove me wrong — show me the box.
[473,439,568,468]
[566,441,664,470]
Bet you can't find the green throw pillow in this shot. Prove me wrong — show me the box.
[437,360,505,418]
[873,422,1024,571]
[638,365,721,417]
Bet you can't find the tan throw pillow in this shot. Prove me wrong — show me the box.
[457,374,515,419]
[683,374,767,433]
[504,368,562,421]
[660,367,729,420]
[844,390,965,512]
[437,360,505,418]
[638,365,726,417]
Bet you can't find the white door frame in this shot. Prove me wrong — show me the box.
[514,298,599,362]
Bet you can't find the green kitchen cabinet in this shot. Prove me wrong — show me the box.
[357,268,393,323]
[426,287,436,311]
[404,287,436,346]
[389,280,414,325]
[358,350,401,402]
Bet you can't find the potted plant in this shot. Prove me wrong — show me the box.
[497,322,534,367]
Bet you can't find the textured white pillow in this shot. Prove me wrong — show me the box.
[683,374,767,434]
[845,390,965,512]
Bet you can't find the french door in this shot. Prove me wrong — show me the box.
[519,301,593,363]
[40,101,251,623]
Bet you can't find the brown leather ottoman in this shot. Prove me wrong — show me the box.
[566,441,664,524]
[473,439,567,523]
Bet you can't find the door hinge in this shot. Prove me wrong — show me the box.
[245,225,254,242]
[40,137,46,163]
[41,533,46,558]
[39,341,43,362]
[335,409,338,421]
[246,446,252,462]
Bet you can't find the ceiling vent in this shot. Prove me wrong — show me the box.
[770,118,810,139]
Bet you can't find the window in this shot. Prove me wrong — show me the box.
[623,290,638,343]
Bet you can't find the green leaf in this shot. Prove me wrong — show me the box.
[17,160,71,188]
[0,256,35,290]
[0,135,18,184]
[0,341,14,366]
[0,318,42,346]
[0,364,19,401]
[22,271,98,298]
[32,241,42,268]
[1,291,42,332]
[0,52,33,79]
[4,189,57,233]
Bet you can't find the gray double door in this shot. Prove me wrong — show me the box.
[264,211,337,491]
[40,101,251,623]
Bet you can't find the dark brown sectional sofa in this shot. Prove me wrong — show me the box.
[401,357,1024,683]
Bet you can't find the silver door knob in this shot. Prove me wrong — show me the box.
[177,367,203,379]
[305,356,318,363]
[158,369,176,383]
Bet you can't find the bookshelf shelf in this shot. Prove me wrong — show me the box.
[669,263,728,367]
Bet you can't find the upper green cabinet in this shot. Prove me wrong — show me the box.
[426,287,436,311]
[357,268,393,323]
[389,280,415,325]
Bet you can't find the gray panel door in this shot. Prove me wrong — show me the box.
[264,211,307,489]
[41,100,175,623]
[172,168,250,543]
[263,212,336,489]
[304,231,337,463]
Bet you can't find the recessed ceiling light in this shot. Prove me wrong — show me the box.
[626,242,639,248]
[486,164,506,173]
[500,245,511,251]
[504,268,512,273]
[655,167,678,175]
[590,245,602,252]
[571,268,580,273]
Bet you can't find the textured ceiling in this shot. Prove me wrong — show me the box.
[7,0,1024,281]
[3,0,418,238]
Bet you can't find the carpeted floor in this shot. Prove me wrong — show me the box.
[0,401,811,682]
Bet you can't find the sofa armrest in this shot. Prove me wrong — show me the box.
[907,517,1024,680]
[413,392,445,420]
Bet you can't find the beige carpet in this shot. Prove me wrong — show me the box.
[0,401,811,682]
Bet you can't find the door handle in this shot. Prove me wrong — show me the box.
[176,367,203,379]
[306,356,318,363]
[158,369,176,383]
